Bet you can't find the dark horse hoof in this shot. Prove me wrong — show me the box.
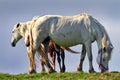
[28,69,36,74]
[77,65,82,72]
[60,66,66,72]
[48,68,56,73]
[89,70,96,73]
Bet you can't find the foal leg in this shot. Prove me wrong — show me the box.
[77,45,86,72]
[49,50,56,70]
[37,46,46,73]
[40,58,46,72]
[85,42,95,73]
[56,51,62,72]
[42,42,55,73]
[27,50,36,74]
[52,52,56,70]
[60,49,66,72]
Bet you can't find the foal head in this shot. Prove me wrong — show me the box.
[97,35,113,72]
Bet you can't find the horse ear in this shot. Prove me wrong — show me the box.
[110,44,114,50]
[102,34,107,49]
[17,23,20,28]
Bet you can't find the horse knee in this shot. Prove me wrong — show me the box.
[87,54,93,61]
[57,55,61,63]
[61,50,65,58]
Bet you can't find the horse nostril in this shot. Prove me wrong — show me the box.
[11,42,16,47]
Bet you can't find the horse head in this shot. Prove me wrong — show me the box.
[97,35,113,72]
[11,23,26,47]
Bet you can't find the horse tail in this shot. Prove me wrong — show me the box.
[29,28,33,47]
[37,44,53,65]
[61,47,80,54]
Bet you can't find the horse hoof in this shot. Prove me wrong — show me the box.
[40,70,46,73]
[28,70,36,74]
[60,66,66,72]
[60,70,65,73]
[48,68,56,73]
[49,70,56,73]
[77,66,82,72]
[89,70,96,73]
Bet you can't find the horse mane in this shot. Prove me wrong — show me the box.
[89,16,113,60]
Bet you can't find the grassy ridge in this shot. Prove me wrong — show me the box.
[0,72,120,80]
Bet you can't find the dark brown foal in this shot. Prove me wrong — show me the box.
[39,39,79,73]
[48,40,65,72]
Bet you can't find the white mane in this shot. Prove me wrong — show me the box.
[32,16,39,21]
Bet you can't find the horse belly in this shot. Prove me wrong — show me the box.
[50,28,83,47]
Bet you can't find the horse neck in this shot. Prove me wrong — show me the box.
[20,24,28,38]
[96,33,111,51]
[96,35,103,50]
[21,21,34,38]
[91,17,111,50]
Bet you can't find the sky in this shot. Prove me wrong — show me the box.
[0,0,120,74]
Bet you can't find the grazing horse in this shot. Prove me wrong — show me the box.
[25,13,113,73]
[11,18,79,73]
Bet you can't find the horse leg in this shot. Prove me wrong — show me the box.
[85,42,95,73]
[77,44,86,72]
[27,50,36,74]
[52,52,56,70]
[40,58,46,73]
[60,49,66,72]
[45,56,55,73]
[49,49,56,70]
[42,42,55,73]
[37,45,46,73]
[56,51,62,72]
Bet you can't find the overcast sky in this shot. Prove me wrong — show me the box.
[0,0,120,74]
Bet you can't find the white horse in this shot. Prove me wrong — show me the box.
[25,13,113,72]
[11,17,79,73]
[11,18,55,74]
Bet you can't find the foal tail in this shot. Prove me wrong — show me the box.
[37,44,53,65]
[61,47,80,54]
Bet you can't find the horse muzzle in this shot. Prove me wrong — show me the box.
[100,65,108,73]
[101,68,108,73]
[11,42,16,47]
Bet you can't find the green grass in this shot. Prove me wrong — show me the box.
[0,72,120,80]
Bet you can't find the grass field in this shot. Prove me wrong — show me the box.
[0,72,120,80]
